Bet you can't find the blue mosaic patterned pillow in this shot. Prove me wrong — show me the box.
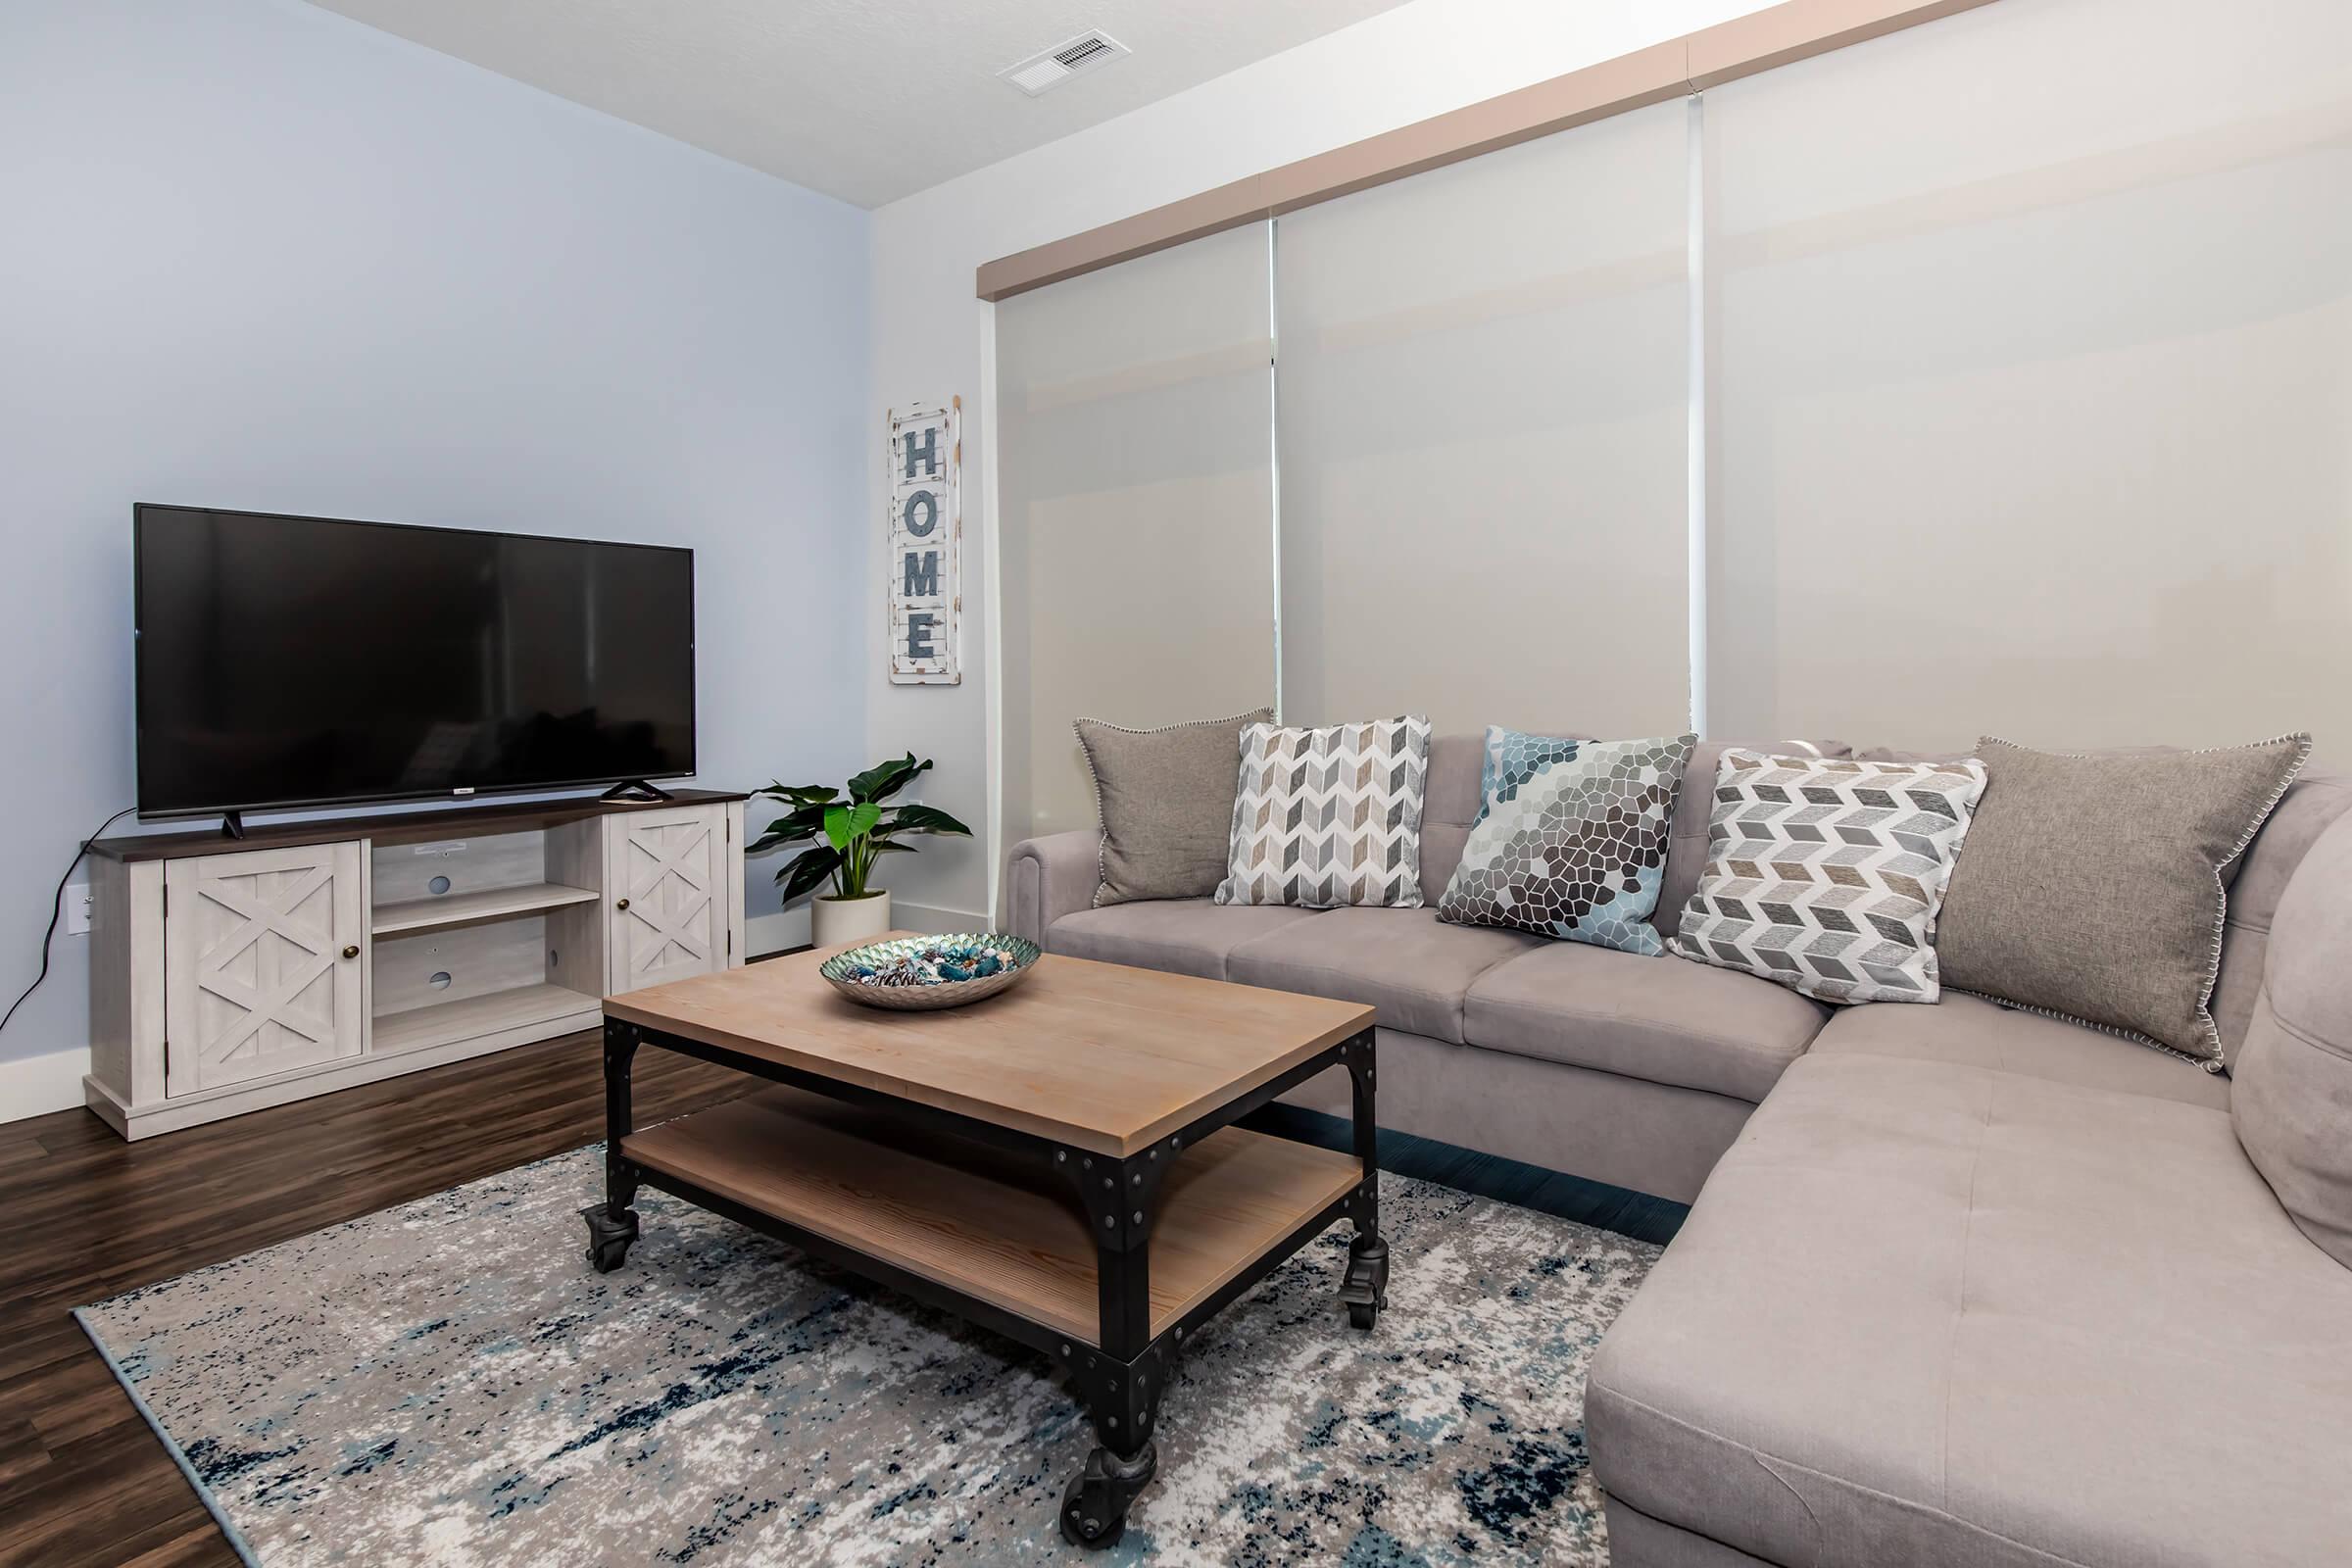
[1475,727,1585,821]
[1440,731,1697,955]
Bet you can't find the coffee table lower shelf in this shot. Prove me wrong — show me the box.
[620,1085,1363,1349]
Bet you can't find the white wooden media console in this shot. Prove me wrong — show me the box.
[84,790,747,1139]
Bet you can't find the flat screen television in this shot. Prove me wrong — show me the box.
[134,505,696,819]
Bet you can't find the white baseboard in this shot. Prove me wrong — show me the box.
[893,902,992,935]
[746,902,992,958]
[746,907,811,957]
[1,1046,94,1124]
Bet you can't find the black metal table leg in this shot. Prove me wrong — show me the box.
[1338,1033,1388,1330]
[1058,1146,1173,1548]
[582,1018,642,1272]
[1058,1338,1169,1549]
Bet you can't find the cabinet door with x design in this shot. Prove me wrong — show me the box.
[608,808,725,992]
[162,841,368,1098]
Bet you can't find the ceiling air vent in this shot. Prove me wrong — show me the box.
[1000,31,1131,97]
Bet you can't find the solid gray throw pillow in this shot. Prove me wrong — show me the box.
[1936,733,2312,1068]
[1075,709,1271,907]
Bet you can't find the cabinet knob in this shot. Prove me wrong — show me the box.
[341,944,360,960]
[615,897,631,911]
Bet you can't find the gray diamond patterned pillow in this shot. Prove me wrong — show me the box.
[1671,750,1988,1004]
[1214,716,1431,908]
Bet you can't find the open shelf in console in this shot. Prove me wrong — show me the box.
[372,882,599,937]
[368,818,608,1056]
[372,981,602,1055]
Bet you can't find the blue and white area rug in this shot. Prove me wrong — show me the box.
[77,1145,1657,1565]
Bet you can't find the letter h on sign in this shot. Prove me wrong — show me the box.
[887,400,959,685]
[902,423,939,482]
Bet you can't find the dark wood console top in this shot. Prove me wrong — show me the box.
[88,788,749,862]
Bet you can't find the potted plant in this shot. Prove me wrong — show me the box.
[751,754,972,948]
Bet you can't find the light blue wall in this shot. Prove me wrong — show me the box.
[0,0,871,1069]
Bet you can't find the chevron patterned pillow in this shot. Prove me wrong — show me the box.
[1440,730,1695,955]
[1670,750,1989,1004]
[1213,716,1432,908]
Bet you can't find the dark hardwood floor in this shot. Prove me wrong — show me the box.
[0,1032,1683,1566]
[0,1031,758,1568]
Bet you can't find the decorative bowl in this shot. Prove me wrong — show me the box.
[818,932,1043,1011]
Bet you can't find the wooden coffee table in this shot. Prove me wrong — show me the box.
[581,939,1387,1548]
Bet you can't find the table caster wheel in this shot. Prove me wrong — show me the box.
[1060,1497,1126,1549]
[1059,1441,1154,1549]
[581,1201,638,1273]
[1339,1232,1390,1330]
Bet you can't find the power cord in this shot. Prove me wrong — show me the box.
[0,806,138,1039]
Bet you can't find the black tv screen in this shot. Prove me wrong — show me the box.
[135,505,696,817]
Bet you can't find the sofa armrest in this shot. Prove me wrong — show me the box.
[999,830,1102,947]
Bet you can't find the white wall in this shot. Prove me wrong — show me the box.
[866,0,1780,927]
[0,0,870,1107]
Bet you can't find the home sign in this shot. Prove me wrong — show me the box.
[886,399,961,685]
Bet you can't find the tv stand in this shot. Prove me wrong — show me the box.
[600,779,675,803]
[82,788,748,1140]
[219,809,247,841]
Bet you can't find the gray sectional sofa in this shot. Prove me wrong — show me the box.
[1001,732,2352,1568]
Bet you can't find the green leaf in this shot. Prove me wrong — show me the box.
[823,802,882,852]
[753,803,832,848]
[756,782,840,807]
[775,846,842,904]
[848,754,931,805]
[874,803,972,839]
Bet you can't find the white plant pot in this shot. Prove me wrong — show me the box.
[812,891,892,949]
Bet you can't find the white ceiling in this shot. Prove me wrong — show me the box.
[307,0,1412,209]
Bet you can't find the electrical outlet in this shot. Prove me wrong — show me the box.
[65,883,92,936]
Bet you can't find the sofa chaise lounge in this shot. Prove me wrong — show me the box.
[1002,732,2352,1568]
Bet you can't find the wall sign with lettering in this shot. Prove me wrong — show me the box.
[886,399,960,685]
